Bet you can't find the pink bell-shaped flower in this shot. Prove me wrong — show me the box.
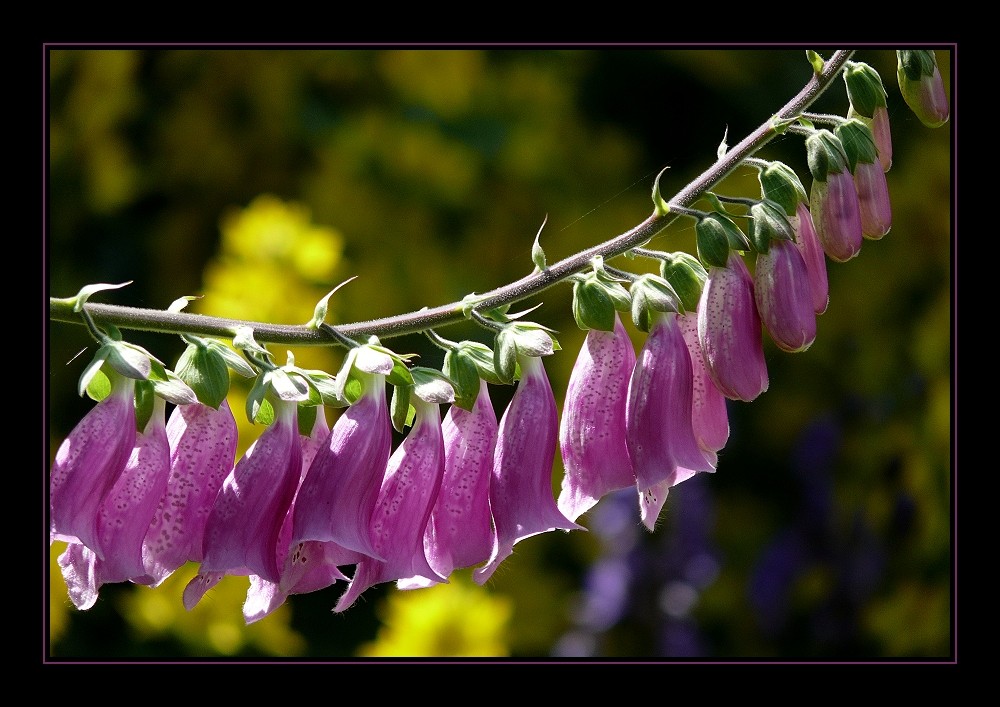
[51,371,137,560]
[557,313,637,522]
[335,397,449,612]
[754,238,817,353]
[810,168,864,263]
[291,371,392,560]
[183,397,302,609]
[142,398,238,586]
[792,202,830,315]
[474,355,583,585]
[627,311,717,524]
[853,160,892,240]
[58,396,171,609]
[897,50,949,128]
[697,251,769,402]
[418,379,498,584]
[244,407,353,624]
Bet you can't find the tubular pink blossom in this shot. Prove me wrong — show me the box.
[336,399,448,612]
[142,399,238,586]
[810,169,863,263]
[291,373,392,560]
[871,106,892,172]
[557,313,637,522]
[754,239,818,353]
[418,380,498,584]
[697,252,769,402]
[853,161,892,240]
[244,409,353,624]
[627,312,716,503]
[474,356,583,585]
[51,373,136,560]
[58,397,171,609]
[792,202,830,315]
[678,312,729,455]
[187,397,301,600]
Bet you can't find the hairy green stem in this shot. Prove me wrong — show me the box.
[49,50,854,346]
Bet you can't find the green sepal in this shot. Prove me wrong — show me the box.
[390,383,415,433]
[84,367,111,402]
[494,327,519,385]
[333,348,360,400]
[385,359,415,387]
[843,61,887,117]
[806,50,825,75]
[411,367,456,405]
[168,295,199,313]
[105,341,155,381]
[749,200,795,253]
[630,273,680,333]
[134,379,155,433]
[659,252,707,314]
[50,281,133,313]
[834,119,879,172]
[78,348,109,398]
[457,341,503,385]
[210,341,257,378]
[572,277,616,332]
[758,161,807,216]
[147,364,198,405]
[805,129,849,181]
[265,368,312,402]
[175,342,231,409]
[245,374,272,425]
[296,369,350,408]
[232,326,273,363]
[696,212,747,268]
[443,348,483,410]
[652,166,671,217]
[297,403,318,437]
[897,49,936,82]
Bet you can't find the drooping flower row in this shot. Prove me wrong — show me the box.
[50,51,948,620]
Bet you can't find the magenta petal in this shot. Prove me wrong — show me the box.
[811,169,863,263]
[182,571,226,610]
[872,106,892,172]
[143,400,238,585]
[853,161,892,240]
[50,374,136,559]
[626,312,717,495]
[292,374,391,560]
[93,398,171,585]
[474,356,583,585]
[697,253,769,402]
[754,239,818,353]
[422,380,498,582]
[197,399,301,584]
[638,467,699,531]
[57,543,100,610]
[793,202,830,315]
[336,400,448,612]
[678,312,729,454]
[557,314,637,522]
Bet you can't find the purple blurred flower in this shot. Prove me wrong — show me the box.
[58,397,171,609]
[419,379,498,583]
[183,398,302,609]
[50,372,137,560]
[754,238,817,353]
[475,355,583,584]
[336,397,448,611]
[142,398,238,586]
[697,251,769,402]
[291,372,392,560]
[558,313,637,522]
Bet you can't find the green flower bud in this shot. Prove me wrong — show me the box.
[749,200,795,253]
[834,119,879,172]
[806,129,850,182]
[758,161,807,216]
[629,273,680,333]
[659,251,707,314]
[843,61,888,117]
[696,212,748,268]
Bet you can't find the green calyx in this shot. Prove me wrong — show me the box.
[390,366,457,432]
[749,200,795,254]
[758,161,808,217]
[659,252,707,314]
[494,322,559,385]
[630,273,681,333]
[175,339,255,409]
[570,257,632,332]
[806,129,850,181]
[443,340,502,410]
[897,50,937,82]
[843,61,887,117]
[834,119,879,171]
[696,211,748,269]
